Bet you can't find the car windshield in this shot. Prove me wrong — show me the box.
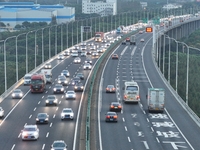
[67,91,74,94]
[126,86,138,91]
[63,109,72,113]
[38,114,47,117]
[14,90,21,93]
[108,85,114,88]
[48,96,55,99]
[55,85,62,88]
[23,127,36,131]
[24,76,31,79]
[53,142,66,147]
[31,79,43,85]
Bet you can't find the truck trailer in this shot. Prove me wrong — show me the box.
[40,69,52,84]
[130,35,136,45]
[147,88,165,113]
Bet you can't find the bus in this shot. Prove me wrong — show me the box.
[123,81,140,103]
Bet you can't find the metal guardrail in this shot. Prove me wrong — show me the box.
[85,30,138,150]
[154,19,200,127]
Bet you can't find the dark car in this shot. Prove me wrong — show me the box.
[61,70,70,77]
[109,102,122,112]
[86,50,92,55]
[45,95,58,106]
[76,72,84,80]
[36,113,49,124]
[51,140,68,150]
[53,84,64,94]
[106,85,116,93]
[74,83,84,92]
[105,112,118,122]
[57,75,68,86]
[71,77,81,85]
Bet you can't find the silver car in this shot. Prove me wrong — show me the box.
[73,57,81,63]
[61,108,74,120]
[83,63,92,70]
[12,89,23,99]
[0,107,4,118]
[65,91,76,100]
[21,125,39,141]
[46,95,58,106]
[51,140,68,150]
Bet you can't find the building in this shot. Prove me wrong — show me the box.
[82,0,117,17]
[162,3,182,10]
[0,2,75,28]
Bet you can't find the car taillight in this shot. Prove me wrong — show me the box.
[136,95,140,100]
[110,105,114,108]
[124,95,127,99]
[106,116,110,118]
[114,116,117,119]
[118,105,122,108]
[112,88,115,90]
[106,88,109,90]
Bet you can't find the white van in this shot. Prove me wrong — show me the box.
[23,74,32,85]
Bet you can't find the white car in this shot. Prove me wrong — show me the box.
[97,48,103,53]
[23,73,32,85]
[88,42,94,46]
[61,108,74,120]
[71,51,78,57]
[140,38,145,42]
[65,91,76,100]
[80,46,87,50]
[12,89,23,99]
[83,63,92,70]
[73,57,81,63]
[0,107,4,118]
[92,51,99,57]
[81,51,87,57]
[81,42,87,46]
[21,125,39,141]
[44,63,52,69]
[57,54,65,60]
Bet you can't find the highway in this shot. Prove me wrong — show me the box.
[1,16,200,150]
[0,39,106,150]
[99,30,200,150]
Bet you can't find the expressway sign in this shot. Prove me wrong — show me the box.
[81,26,92,33]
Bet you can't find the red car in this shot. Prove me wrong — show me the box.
[126,37,130,42]
[112,54,119,59]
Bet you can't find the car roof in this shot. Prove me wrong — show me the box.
[14,89,22,92]
[24,124,37,128]
[67,90,75,93]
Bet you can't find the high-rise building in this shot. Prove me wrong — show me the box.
[82,0,117,16]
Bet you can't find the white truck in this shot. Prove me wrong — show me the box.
[130,35,136,45]
[123,81,140,103]
[40,69,52,84]
[147,88,165,113]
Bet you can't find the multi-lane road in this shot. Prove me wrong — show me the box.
[98,31,200,150]
[1,20,200,150]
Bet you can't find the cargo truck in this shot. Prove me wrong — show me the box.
[40,69,52,84]
[147,88,165,113]
[30,74,46,93]
[94,32,104,42]
[130,35,136,45]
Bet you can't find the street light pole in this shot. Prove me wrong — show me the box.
[16,33,26,81]
[26,31,33,73]
[4,36,16,91]
[42,28,44,63]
